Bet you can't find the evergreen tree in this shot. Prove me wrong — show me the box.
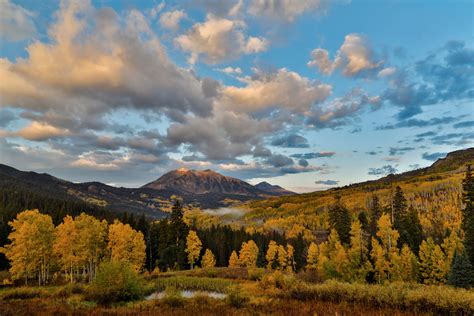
[461,165,474,264]
[358,211,369,233]
[169,200,189,269]
[392,186,409,248]
[328,196,351,245]
[369,195,382,237]
[448,250,474,289]
[404,207,423,254]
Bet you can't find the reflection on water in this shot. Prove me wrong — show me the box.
[146,290,227,300]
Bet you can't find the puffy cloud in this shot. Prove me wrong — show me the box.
[382,41,474,120]
[422,152,447,161]
[175,15,267,64]
[308,34,384,77]
[0,0,36,41]
[290,151,335,159]
[14,121,71,141]
[368,165,397,176]
[376,116,462,130]
[0,0,213,135]
[248,0,329,22]
[159,9,187,31]
[306,88,380,128]
[217,66,243,75]
[271,134,309,148]
[220,68,332,114]
[265,154,294,167]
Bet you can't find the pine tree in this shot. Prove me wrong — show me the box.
[265,240,279,269]
[461,165,474,264]
[169,200,189,269]
[185,230,202,269]
[228,250,240,267]
[369,195,382,237]
[328,196,351,245]
[201,249,216,268]
[358,212,369,233]
[392,186,408,248]
[306,242,319,270]
[404,207,423,254]
[448,250,474,289]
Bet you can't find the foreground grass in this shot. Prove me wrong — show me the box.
[0,268,473,315]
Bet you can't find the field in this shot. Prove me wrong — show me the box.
[0,267,472,315]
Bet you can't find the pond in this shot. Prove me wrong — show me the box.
[145,290,227,300]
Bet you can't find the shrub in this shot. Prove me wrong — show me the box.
[54,283,85,298]
[226,285,249,308]
[261,271,296,290]
[160,287,185,307]
[85,261,143,304]
[248,268,265,281]
[0,287,43,300]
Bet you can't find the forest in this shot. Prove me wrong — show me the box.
[0,165,473,314]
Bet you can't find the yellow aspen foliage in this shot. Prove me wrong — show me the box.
[306,242,319,270]
[75,213,108,281]
[185,230,202,269]
[54,215,80,283]
[419,238,448,285]
[286,244,295,273]
[239,240,259,268]
[370,214,402,283]
[1,210,54,285]
[108,220,146,272]
[265,240,279,269]
[228,250,240,267]
[316,241,329,277]
[399,244,418,282]
[441,230,463,272]
[201,249,216,268]
[277,244,287,270]
[346,220,372,282]
[331,241,349,279]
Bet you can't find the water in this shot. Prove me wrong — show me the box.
[145,290,227,300]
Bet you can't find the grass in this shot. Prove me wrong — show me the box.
[152,275,234,293]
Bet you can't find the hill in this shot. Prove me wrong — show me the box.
[221,147,474,241]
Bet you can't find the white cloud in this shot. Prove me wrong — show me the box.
[218,66,243,74]
[378,67,397,77]
[0,0,36,41]
[159,9,187,31]
[308,33,384,77]
[175,15,268,64]
[220,68,332,114]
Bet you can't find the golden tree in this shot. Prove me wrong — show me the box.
[265,240,279,269]
[185,230,202,269]
[346,220,372,282]
[277,245,287,270]
[306,242,319,270]
[1,210,54,285]
[286,244,295,273]
[419,238,448,285]
[54,215,80,283]
[399,244,418,282]
[370,214,401,283]
[228,250,240,267]
[108,220,146,272]
[201,249,216,268]
[239,240,259,268]
[75,213,108,281]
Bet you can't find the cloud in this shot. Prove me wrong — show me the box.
[453,121,474,129]
[0,0,36,41]
[264,154,294,167]
[271,134,309,148]
[13,121,71,141]
[430,132,474,146]
[306,88,380,128]
[217,66,243,75]
[290,151,335,159]
[159,10,187,31]
[175,14,267,64]
[315,179,338,185]
[389,146,415,156]
[248,0,329,22]
[422,152,447,161]
[378,67,397,78]
[368,165,397,176]
[202,207,245,217]
[220,68,332,114]
[0,1,214,135]
[382,41,474,120]
[376,116,461,130]
[0,109,17,127]
[308,34,384,77]
[298,159,309,167]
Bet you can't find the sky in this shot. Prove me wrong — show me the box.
[0,0,473,192]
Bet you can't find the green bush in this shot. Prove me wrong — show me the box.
[153,276,231,293]
[160,286,185,307]
[85,261,144,304]
[226,285,249,308]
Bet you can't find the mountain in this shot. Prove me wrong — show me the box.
[0,165,294,218]
[255,181,295,195]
